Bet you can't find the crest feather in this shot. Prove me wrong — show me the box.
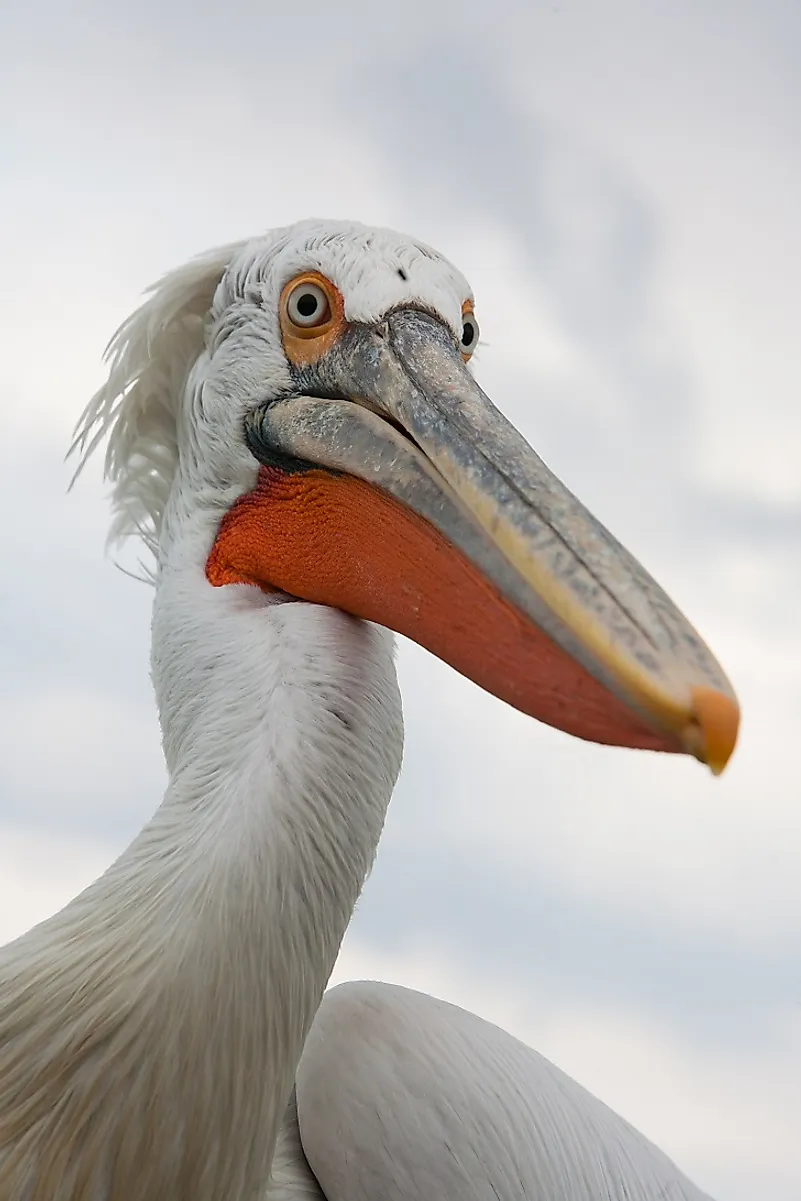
[70,240,245,565]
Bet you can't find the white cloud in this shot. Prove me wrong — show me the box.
[392,609,801,956]
[0,826,115,945]
[0,681,163,831]
[503,3,801,506]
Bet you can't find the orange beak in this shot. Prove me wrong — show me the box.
[207,308,739,774]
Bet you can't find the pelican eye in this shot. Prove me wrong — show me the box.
[286,282,331,328]
[279,272,345,363]
[460,310,479,358]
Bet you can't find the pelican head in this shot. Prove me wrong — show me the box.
[79,218,739,772]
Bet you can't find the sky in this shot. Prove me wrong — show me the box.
[1,1,800,1197]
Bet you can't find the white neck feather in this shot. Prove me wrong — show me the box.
[0,519,403,1201]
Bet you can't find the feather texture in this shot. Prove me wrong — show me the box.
[70,240,241,562]
[295,982,713,1201]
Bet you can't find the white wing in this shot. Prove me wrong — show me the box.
[291,981,714,1201]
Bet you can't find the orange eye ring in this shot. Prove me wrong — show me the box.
[460,300,479,361]
[279,271,346,366]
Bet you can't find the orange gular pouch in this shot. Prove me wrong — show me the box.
[206,464,680,753]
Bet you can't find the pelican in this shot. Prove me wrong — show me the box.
[0,219,739,1201]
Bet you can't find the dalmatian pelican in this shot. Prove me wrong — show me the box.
[0,220,738,1201]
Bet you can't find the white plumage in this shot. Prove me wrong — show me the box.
[290,982,713,1200]
[0,219,730,1200]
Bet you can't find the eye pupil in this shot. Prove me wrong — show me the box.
[462,320,475,346]
[296,292,319,318]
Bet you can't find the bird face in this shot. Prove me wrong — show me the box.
[162,220,739,772]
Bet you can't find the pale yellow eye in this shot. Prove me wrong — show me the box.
[460,303,479,360]
[279,271,346,366]
[286,281,331,329]
[461,314,479,354]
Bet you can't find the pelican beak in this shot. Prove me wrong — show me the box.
[208,308,739,773]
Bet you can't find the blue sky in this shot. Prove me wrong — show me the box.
[1,3,799,1197]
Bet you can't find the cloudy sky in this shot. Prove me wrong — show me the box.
[1,1,799,1197]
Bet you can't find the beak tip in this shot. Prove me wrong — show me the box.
[686,684,741,777]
